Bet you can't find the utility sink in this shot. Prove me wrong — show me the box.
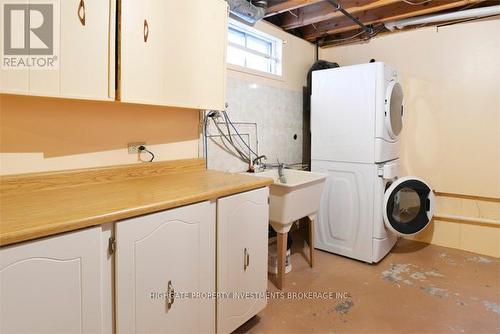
[248,169,327,233]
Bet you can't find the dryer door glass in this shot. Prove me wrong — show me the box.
[383,177,435,236]
[386,81,403,138]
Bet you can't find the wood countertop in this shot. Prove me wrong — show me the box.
[0,159,273,247]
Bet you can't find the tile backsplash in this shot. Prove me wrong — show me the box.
[207,77,303,173]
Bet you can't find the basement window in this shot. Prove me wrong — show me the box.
[227,19,283,76]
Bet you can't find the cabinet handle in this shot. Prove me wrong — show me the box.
[166,280,175,310]
[77,0,85,26]
[244,248,250,271]
[143,19,149,43]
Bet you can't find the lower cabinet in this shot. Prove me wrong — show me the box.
[217,187,270,333]
[0,188,269,334]
[0,224,113,334]
[115,201,216,334]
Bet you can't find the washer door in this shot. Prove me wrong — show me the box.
[383,176,435,236]
[385,81,404,139]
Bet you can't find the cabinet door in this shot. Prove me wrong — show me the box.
[0,0,114,99]
[217,187,269,333]
[115,201,216,334]
[60,0,114,99]
[0,225,112,334]
[29,0,114,99]
[0,0,29,94]
[120,0,227,110]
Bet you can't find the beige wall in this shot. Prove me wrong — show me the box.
[227,20,316,91]
[0,20,314,176]
[320,19,500,257]
[0,94,200,175]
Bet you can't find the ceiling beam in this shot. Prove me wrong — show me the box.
[301,0,482,41]
[265,0,324,17]
[280,0,401,30]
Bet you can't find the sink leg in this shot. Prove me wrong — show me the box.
[277,232,287,290]
[308,215,316,268]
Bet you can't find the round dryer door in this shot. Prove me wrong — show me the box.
[383,176,435,236]
[385,81,404,139]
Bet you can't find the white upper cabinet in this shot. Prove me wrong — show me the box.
[120,0,228,110]
[115,201,216,334]
[217,187,269,333]
[0,225,113,334]
[0,0,115,100]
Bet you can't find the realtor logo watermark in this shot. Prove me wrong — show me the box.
[2,0,59,69]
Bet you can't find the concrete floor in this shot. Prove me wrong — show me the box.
[237,233,500,334]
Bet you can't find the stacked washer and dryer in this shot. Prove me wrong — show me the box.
[311,62,435,263]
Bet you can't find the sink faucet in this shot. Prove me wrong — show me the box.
[277,160,287,184]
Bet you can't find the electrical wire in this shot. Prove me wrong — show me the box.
[222,110,259,158]
[213,114,251,163]
[138,146,155,162]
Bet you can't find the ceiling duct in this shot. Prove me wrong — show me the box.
[226,0,268,25]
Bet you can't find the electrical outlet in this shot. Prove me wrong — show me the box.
[128,142,146,154]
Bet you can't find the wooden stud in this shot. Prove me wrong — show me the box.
[308,215,315,268]
[276,232,288,290]
[300,0,482,41]
[280,0,400,30]
[265,0,324,17]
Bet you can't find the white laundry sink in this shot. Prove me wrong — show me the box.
[248,169,327,233]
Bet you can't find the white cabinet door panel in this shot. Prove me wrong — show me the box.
[217,188,269,333]
[115,201,216,334]
[0,225,111,334]
[120,0,227,110]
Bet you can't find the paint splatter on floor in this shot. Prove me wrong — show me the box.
[380,263,414,285]
[334,299,354,315]
[410,271,427,281]
[483,301,500,314]
[381,263,447,287]
[421,285,449,298]
[425,270,444,277]
[439,252,457,266]
[467,256,493,264]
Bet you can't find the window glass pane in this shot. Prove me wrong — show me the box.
[227,45,246,67]
[246,54,270,73]
[246,35,271,55]
[228,28,245,46]
[227,20,282,76]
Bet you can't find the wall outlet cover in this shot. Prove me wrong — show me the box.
[128,142,146,154]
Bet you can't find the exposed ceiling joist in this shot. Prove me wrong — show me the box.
[301,0,483,41]
[265,0,324,17]
[280,0,401,30]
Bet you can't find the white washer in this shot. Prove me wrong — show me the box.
[311,62,434,263]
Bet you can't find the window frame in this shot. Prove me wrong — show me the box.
[227,19,283,78]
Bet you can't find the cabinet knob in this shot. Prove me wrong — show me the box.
[77,0,85,26]
[144,19,149,43]
[166,280,175,311]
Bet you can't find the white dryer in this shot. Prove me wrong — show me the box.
[311,62,401,163]
[310,62,434,263]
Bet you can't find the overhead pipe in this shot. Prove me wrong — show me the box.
[326,0,373,35]
[226,0,268,25]
[385,5,500,30]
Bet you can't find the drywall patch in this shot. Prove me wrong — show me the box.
[483,301,500,314]
[335,299,354,315]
